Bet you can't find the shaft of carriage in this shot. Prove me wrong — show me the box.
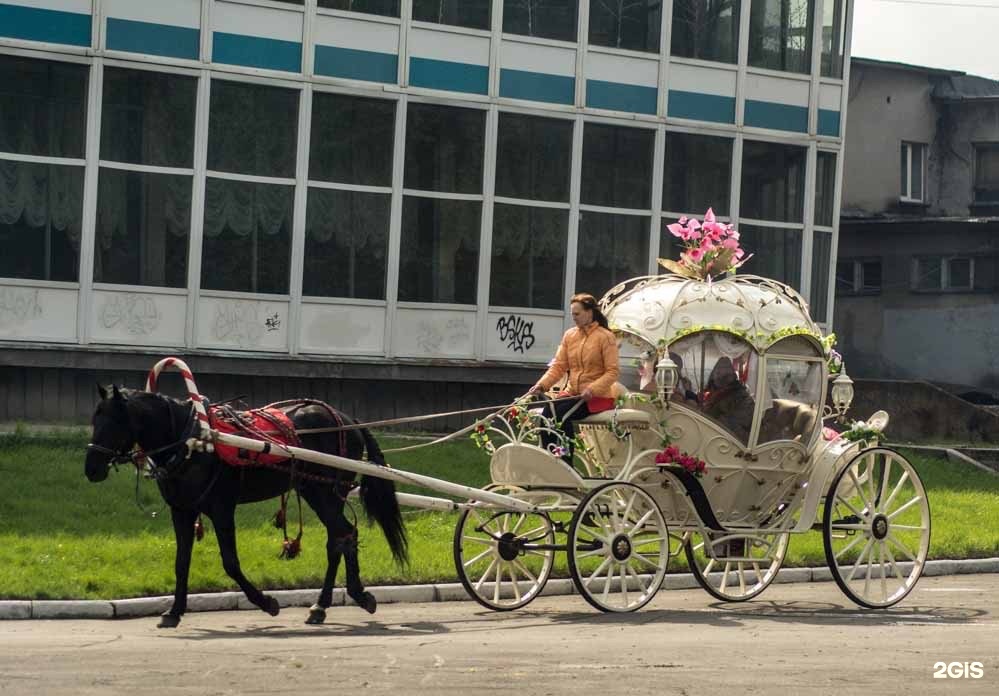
[206,429,550,514]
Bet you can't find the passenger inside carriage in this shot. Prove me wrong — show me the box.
[701,357,755,441]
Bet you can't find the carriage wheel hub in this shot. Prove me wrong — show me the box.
[498,532,520,561]
[871,514,889,540]
[611,534,632,561]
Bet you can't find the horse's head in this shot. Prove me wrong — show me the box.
[85,384,135,482]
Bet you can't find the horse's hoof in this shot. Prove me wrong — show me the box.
[305,608,326,625]
[157,613,181,629]
[263,596,281,617]
[356,592,377,615]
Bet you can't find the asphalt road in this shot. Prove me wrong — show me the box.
[1,574,996,696]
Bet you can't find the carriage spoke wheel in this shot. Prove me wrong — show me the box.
[823,448,931,608]
[453,489,557,612]
[685,531,789,602]
[568,482,669,613]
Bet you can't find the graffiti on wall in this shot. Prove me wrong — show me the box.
[99,294,161,335]
[0,288,43,329]
[496,314,536,353]
[416,317,471,354]
[212,301,272,347]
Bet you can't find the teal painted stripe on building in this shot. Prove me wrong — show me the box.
[315,44,397,84]
[744,99,808,133]
[106,17,199,60]
[586,79,657,115]
[0,3,90,46]
[818,109,841,136]
[667,90,736,123]
[499,68,574,105]
[409,56,488,95]
[213,32,302,73]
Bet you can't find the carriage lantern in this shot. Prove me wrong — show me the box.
[655,355,679,405]
[830,370,855,418]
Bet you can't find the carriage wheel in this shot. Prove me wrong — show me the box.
[568,482,670,613]
[822,448,931,608]
[453,489,560,611]
[684,531,789,602]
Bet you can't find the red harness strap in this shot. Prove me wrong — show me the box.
[209,405,301,467]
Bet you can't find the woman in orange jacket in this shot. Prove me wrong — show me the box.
[529,293,620,462]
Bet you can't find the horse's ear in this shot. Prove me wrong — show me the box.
[112,385,125,401]
[97,384,108,400]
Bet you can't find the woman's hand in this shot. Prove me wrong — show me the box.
[580,388,593,402]
[528,384,544,396]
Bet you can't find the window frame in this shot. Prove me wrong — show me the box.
[835,258,882,296]
[973,142,999,205]
[900,141,926,204]
[911,255,976,293]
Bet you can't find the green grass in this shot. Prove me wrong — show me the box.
[1,431,997,600]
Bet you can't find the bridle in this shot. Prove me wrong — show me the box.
[87,396,199,481]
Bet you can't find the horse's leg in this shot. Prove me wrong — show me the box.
[211,509,280,618]
[341,517,377,614]
[159,506,197,629]
[298,484,346,625]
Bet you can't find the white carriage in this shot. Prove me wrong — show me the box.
[204,272,931,615]
[452,272,931,613]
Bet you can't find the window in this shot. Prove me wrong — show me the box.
[0,55,88,282]
[836,259,881,295]
[400,103,485,304]
[581,123,655,209]
[820,0,845,78]
[748,0,814,74]
[95,68,196,288]
[814,151,836,227]
[203,80,299,294]
[663,131,733,216]
[504,0,578,42]
[304,189,390,299]
[740,140,806,223]
[575,212,649,295]
[974,143,999,204]
[405,103,485,194]
[810,230,831,321]
[912,256,978,292]
[758,342,824,445]
[738,224,802,287]
[398,197,481,303]
[490,204,568,308]
[305,93,396,300]
[318,0,400,17]
[900,142,925,203]
[412,0,491,30]
[491,113,572,310]
[670,0,740,64]
[668,331,759,443]
[588,0,662,53]
[0,54,88,159]
[496,113,572,202]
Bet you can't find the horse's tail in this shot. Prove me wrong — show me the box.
[358,428,408,566]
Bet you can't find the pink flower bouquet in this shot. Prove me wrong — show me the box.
[659,208,751,280]
[654,445,706,478]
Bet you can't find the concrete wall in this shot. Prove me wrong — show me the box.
[842,64,940,214]
[834,221,999,387]
[849,379,999,444]
[0,347,538,429]
[937,100,999,215]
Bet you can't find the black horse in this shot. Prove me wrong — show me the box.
[84,385,407,628]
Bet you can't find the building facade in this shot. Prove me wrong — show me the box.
[836,58,999,392]
[0,0,852,421]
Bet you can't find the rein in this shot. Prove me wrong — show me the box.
[293,395,581,435]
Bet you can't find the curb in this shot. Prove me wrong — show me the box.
[2,557,997,621]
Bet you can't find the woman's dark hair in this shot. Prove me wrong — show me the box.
[571,293,609,329]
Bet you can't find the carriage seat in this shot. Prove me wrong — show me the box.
[759,398,817,443]
[579,409,651,429]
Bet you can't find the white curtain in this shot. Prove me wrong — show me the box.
[0,159,83,250]
[203,179,292,239]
